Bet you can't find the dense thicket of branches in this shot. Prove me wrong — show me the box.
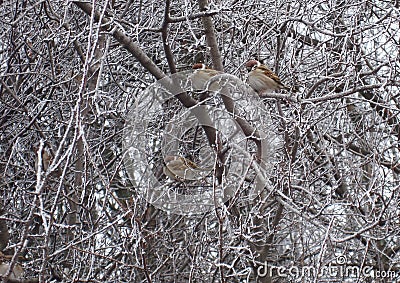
[0,0,399,282]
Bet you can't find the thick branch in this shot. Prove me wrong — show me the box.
[198,0,223,71]
[73,1,166,80]
[161,0,176,73]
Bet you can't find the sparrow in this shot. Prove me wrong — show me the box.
[245,60,289,94]
[189,63,222,91]
[163,155,213,181]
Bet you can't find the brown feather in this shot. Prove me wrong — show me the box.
[192,63,206,70]
[246,60,289,92]
[257,65,285,87]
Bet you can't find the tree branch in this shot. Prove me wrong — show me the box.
[161,0,177,74]
[198,0,223,71]
[169,10,219,23]
[73,1,166,80]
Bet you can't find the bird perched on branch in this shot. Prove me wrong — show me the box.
[190,63,222,91]
[163,155,213,181]
[245,60,289,94]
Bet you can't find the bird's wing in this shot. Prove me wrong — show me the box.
[258,65,283,84]
[179,157,199,169]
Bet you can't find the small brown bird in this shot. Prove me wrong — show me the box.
[190,63,222,91]
[245,60,289,94]
[163,155,212,181]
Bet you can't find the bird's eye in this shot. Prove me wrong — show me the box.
[247,65,256,72]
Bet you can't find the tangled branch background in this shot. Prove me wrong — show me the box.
[0,1,399,282]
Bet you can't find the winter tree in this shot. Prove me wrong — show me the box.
[0,0,399,282]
